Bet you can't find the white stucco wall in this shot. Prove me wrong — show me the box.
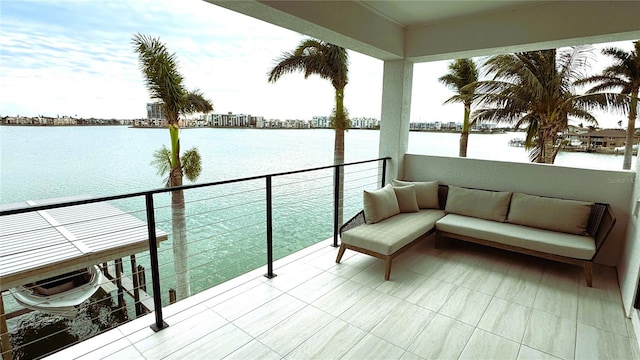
[402,154,634,267]
[618,158,640,316]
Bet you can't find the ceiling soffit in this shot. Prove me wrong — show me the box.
[359,0,548,27]
[405,1,640,62]
[208,1,640,63]
[208,0,405,60]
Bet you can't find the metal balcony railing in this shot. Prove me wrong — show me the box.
[0,157,389,360]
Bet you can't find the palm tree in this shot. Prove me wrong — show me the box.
[575,41,640,170]
[268,38,349,225]
[132,33,213,300]
[473,47,611,164]
[438,58,479,157]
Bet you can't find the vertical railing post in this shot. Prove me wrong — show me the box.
[130,255,142,316]
[634,269,640,308]
[333,165,340,247]
[265,176,276,278]
[145,194,168,332]
[381,157,388,187]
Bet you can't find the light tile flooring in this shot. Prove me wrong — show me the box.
[46,237,640,360]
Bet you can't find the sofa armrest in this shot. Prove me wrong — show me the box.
[590,203,616,258]
[340,210,366,237]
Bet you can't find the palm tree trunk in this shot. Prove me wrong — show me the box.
[459,104,471,157]
[551,141,564,163]
[459,133,469,158]
[171,178,191,301]
[334,128,345,230]
[334,88,346,228]
[169,126,191,300]
[623,91,638,170]
[543,138,555,164]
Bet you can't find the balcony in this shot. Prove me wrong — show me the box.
[43,236,636,359]
[1,154,638,360]
[2,3,639,358]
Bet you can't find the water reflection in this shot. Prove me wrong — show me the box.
[8,288,128,360]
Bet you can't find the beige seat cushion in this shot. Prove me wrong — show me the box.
[342,210,446,255]
[363,184,399,224]
[392,180,439,209]
[445,186,512,222]
[393,185,419,213]
[436,214,596,259]
[507,193,592,235]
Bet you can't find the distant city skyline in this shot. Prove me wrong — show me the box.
[0,0,634,128]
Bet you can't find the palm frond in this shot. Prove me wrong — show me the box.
[181,147,202,183]
[268,37,349,133]
[132,33,186,123]
[151,145,172,186]
[330,105,350,130]
[183,89,214,115]
[268,38,348,86]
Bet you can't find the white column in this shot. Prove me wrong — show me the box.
[619,156,640,317]
[379,60,413,183]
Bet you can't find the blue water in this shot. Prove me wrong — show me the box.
[1,126,630,205]
[0,126,375,202]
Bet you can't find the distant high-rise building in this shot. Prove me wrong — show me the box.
[206,112,264,128]
[147,102,166,120]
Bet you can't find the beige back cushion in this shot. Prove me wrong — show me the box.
[507,193,592,235]
[445,186,512,222]
[393,185,419,213]
[392,180,439,209]
[363,184,400,224]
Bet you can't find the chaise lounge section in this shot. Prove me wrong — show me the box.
[336,181,445,280]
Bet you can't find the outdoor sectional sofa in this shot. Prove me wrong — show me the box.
[336,181,616,287]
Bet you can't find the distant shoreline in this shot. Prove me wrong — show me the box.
[0,123,128,127]
[1,124,518,134]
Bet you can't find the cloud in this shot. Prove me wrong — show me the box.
[0,0,385,120]
[0,0,633,128]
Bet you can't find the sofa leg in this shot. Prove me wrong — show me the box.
[336,243,346,264]
[584,262,593,287]
[385,257,392,280]
[435,232,442,249]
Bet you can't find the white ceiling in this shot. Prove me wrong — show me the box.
[359,0,547,27]
[209,1,640,62]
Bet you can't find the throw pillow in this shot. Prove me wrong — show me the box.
[391,180,439,209]
[445,186,512,222]
[363,184,400,224]
[507,192,593,235]
[393,185,419,213]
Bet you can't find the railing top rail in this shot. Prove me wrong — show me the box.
[0,157,390,216]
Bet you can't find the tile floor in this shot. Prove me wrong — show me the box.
[45,236,640,360]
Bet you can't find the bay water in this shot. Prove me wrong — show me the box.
[1,126,631,205]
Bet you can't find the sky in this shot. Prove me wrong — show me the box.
[0,0,635,128]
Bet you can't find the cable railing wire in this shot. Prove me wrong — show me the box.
[0,157,389,359]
